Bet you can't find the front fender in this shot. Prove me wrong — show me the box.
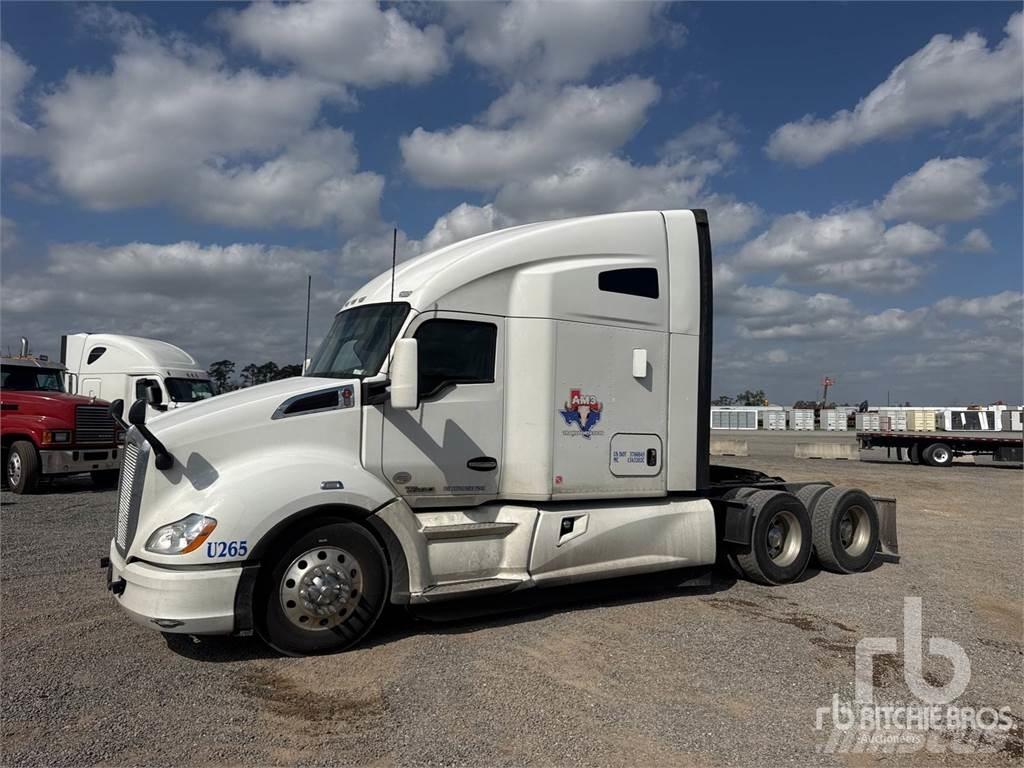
[130,445,397,566]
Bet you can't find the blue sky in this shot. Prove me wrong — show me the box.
[2,1,1021,405]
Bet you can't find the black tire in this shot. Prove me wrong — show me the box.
[795,483,830,516]
[256,521,389,656]
[922,442,953,467]
[734,490,813,585]
[6,441,39,495]
[91,469,120,489]
[811,486,879,574]
[909,444,921,465]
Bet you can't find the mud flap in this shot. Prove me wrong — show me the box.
[872,496,900,563]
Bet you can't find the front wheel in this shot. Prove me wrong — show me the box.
[6,441,40,494]
[257,521,389,656]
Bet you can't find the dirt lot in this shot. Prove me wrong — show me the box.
[2,453,1022,767]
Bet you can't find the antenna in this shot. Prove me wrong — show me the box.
[303,274,311,373]
[387,228,398,366]
[389,227,397,306]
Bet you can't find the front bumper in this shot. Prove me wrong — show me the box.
[105,540,241,635]
[40,448,119,475]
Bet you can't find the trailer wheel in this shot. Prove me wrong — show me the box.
[257,521,388,656]
[922,442,953,467]
[6,441,39,495]
[734,490,812,585]
[811,487,879,574]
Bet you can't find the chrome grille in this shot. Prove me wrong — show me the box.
[76,405,116,445]
[115,443,140,553]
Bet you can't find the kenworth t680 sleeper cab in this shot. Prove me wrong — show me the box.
[103,210,898,655]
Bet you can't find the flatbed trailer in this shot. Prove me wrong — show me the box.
[857,430,1024,467]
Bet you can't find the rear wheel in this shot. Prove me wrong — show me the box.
[257,521,389,656]
[91,470,120,489]
[734,490,812,585]
[922,442,953,467]
[811,487,879,574]
[6,441,39,495]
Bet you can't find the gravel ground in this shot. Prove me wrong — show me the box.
[2,453,1022,767]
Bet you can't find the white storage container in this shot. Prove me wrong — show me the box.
[942,409,990,431]
[878,408,908,432]
[764,410,787,430]
[711,408,758,430]
[855,413,880,431]
[790,409,815,431]
[821,409,847,431]
[905,410,936,432]
[1002,410,1023,432]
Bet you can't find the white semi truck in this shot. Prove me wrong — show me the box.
[62,333,215,413]
[102,210,898,655]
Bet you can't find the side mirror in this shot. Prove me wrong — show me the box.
[145,382,163,408]
[128,398,148,426]
[390,338,419,410]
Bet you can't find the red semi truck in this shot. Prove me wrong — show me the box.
[1,345,122,493]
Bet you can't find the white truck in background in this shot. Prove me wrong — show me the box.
[62,333,215,413]
[102,210,899,656]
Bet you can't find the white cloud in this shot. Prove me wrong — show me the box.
[1,241,375,367]
[30,13,381,233]
[1,43,38,155]
[737,209,943,291]
[879,157,1012,222]
[1,217,17,253]
[421,203,509,252]
[959,228,994,252]
[447,1,676,83]
[400,78,661,189]
[222,0,449,87]
[767,12,1024,165]
[662,113,741,164]
[934,291,1023,319]
[192,129,384,232]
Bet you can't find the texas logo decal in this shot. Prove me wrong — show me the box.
[559,389,604,439]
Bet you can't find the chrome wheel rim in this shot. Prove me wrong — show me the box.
[279,546,362,631]
[839,505,871,556]
[765,509,801,567]
[7,453,21,487]
[933,447,950,464]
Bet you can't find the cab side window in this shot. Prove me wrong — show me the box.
[414,320,496,399]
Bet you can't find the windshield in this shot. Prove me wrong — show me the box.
[0,366,65,392]
[308,303,409,379]
[165,377,216,403]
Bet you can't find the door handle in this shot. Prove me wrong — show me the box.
[632,348,647,378]
[466,456,497,472]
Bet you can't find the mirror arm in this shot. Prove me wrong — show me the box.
[361,379,391,406]
[136,425,175,470]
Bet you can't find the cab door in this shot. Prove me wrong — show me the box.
[382,312,504,508]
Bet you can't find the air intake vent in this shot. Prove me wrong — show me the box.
[115,443,140,552]
[283,390,338,415]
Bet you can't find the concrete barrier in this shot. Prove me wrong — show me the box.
[794,442,859,460]
[711,438,749,457]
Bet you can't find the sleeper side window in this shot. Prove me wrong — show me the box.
[414,320,496,399]
[598,267,659,299]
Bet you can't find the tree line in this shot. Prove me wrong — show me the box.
[207,360,303,391]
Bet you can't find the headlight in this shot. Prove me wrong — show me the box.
[145,514,217,555]
[42,430,72,445]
